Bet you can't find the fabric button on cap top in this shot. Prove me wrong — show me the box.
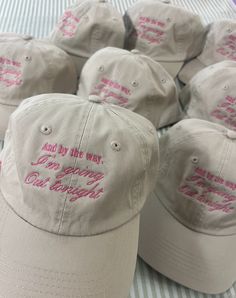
[88,94,102,103]
[131,49,140,54]
[226,130,236,139]
[22,35,33,40]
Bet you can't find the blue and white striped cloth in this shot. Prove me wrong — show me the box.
[0,0,236,297]
[0,0,235,39]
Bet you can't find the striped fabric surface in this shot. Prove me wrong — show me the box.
[0,0,236,298]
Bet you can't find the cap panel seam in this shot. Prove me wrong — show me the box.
[57,103,94,234]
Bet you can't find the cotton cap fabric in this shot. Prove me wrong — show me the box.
[0,33,77,140]
[50,0,125,75]
[178,20,236,84]
[180,61,236,130]
[0,93,159,297]
[139,118,236,294]
[123,0,206,78]
[78,47,181,129]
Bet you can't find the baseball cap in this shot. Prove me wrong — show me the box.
[178,20,236,84]
[0,33,77,140]
[50,0,125,75]
[0,93,159,297]
[180,60,236,131]
[78,47,181,129]
[123,0,206,78]
[139,118,236,294]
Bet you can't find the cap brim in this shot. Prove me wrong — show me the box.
[138,192,236,294]
[0,104,17,140]
[0,190,139,298]
[178,58,205,84]
[158,61,184,78]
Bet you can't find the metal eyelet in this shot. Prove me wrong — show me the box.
[40,125,52,135]
[25,56,32,62]
[98,65,104,72]
[191,156,199,164]
[161,78,166,84]
[131,80,139,87]
[223,85,229,91]
[111,141,121,151]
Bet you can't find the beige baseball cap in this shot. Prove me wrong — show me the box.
[123,0,206,78]
[0,93,159,297]
[139,118,236,294]
[50,0,125,76]
[78,47,181,129]
[180,60,236,131]
[0,33,77,140]
[178,20,236,84]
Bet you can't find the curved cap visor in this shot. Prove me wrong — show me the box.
[0,104,17,139]
[178,58,206,84]
[138,192,236,294]
[0,190,139,298]
[159,61,183,79]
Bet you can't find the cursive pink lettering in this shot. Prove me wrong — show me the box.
[24,172,50,188]
[31,154,60,171]
[42,143,57,153]
[56,166,104,184]
[49,180,104,201]
[58,10,80,38]
[178,167,236,213]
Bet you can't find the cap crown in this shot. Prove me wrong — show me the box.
[0,34,77,107]
[198,20,236,66]
[50,0,125,58]
[78,47,179,128]
[124,0,206,62]
[180,61,236,131]
[0,94,159,236]
[156,119,236,236]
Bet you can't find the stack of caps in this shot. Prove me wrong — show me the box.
[1,0,236,296]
